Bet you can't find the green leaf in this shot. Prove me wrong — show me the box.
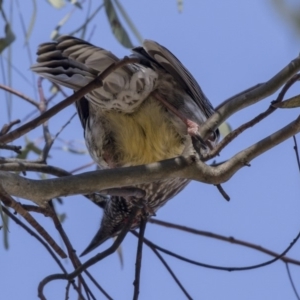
[17,136,43,159]
[0,207,9,250]
[50,84,59,94]
[218,122,232,138]
[61,145,87,154]
[113,0,143,44]
[272,94,300,108]
[177,0,183,13]
[0,23,16,53]
[57,213,66,223]
[47,0,65,9]
[39,173,49,180]
[104,0,133,48]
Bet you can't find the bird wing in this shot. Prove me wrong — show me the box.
[31,36,158,113]
[133,40,215,119]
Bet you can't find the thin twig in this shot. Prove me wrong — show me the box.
[69,3,104,36]
[0,143,22,153]
[48,202,95,300]
[38,203,142,299]
[38,76,77,162]
[39,79,53,163]
[3,205,86,300]
[0,162,71,177]
[0,83,39,107]
[152,247,193,300]
[133,216,147,300]
[293,136,300,173]
[0,183,67,258]
[131,231,193,300]
[42,112,77,163]
[215,184,230,201]
[1,205,66,272]
[149,219,300,266]
[65,281,71,300]
[141,230,300,271]
[285,263,300,300]
[22,204,52,216]
[0,119,21,135]
[70,161,95,174]
[84,270,113,300]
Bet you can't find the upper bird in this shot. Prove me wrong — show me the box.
[31,36,218,256]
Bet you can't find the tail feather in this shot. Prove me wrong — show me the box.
[80,229,111,256]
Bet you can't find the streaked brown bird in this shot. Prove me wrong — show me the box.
[31,36,219,255]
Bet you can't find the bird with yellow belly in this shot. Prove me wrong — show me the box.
[31,36,219,255]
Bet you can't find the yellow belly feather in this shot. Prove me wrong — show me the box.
[105,97,185,166]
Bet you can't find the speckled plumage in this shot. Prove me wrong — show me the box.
[31,36,218,255]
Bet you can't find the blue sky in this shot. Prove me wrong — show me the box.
[1,1,300,299]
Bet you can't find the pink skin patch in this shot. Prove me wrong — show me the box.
[153,91,199,134]
[186,119,199,136]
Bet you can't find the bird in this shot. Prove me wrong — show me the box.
[31,35,219,256]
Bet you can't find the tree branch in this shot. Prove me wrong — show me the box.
[149,219,300,266]
[199,54,300,140]
[1,115,300,206]
[0,184,67,258]
[141,230,300,271]
[0,83,39,108]
[38,203,142,299]
[133,216,147,300]
[204,73,300,160]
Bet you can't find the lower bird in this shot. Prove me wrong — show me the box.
[31,36,219,256]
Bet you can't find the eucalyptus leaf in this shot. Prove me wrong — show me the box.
[113,0,143,44]
[0,208,9,250]
[47,0,65,9]
[0,23,16,53]
[17,137,43,159]
[218,122,232,138]
[104,0,133,48]
[177,0,183,12]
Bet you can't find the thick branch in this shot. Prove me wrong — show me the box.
[1,115,299,206]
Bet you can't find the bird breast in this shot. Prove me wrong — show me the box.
[86,95,188,169]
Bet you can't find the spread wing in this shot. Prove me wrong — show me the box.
[133,40,216,119]
[31,36,158,114]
